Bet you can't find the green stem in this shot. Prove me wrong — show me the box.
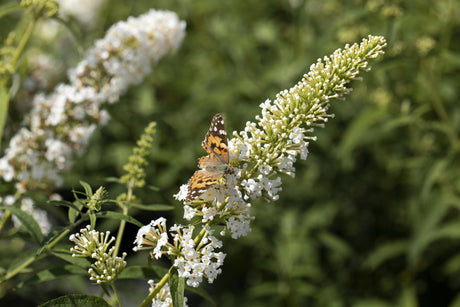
[139,269,170,307]
[113,180,134,257]
[113,205,127,258]
[0,251,36,282]
[246,161,261,179]
[13,19,36,69]
[110,282,122,307]
[46,228,71,250]
[194,227,207,246]
[0,16,36,88]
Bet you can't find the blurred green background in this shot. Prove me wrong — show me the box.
[3,0,460,306]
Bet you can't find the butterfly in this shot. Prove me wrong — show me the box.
[185,114,233,202]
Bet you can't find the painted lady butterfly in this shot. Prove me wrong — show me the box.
[185,114,233,202]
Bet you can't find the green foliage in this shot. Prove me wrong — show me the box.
[38,294,111,307]
[0,0,459,306]
[170,267,185,307]
[0,205,43,242]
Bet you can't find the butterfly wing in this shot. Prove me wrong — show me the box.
[200,113,229,165]
[185,168,225,202]
[185,114,230,202]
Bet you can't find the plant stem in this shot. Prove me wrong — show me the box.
[0,15,36,88]
[194,227,207,246]
[111,282,122,307]
[246,161,261,180]
[139,269,170,307]
[113,180,134,257]
[113,205,127,258]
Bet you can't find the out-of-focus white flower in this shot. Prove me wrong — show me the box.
[7,197,52,235]
[1,10,186,195]
[58,0,105,27]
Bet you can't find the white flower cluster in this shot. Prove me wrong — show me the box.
[173,225,226,287]
[175,169,254,240]
[133,217,169,256]
[70,225,127,284]
[147,281,188,307]
[134,218,226,288]
[0,9,186,194]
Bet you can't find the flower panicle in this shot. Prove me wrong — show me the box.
[0,10,186,195]
[120,122,157,188]
[228,34,387,187]
[86,186,108,211]
[69,225,127,283]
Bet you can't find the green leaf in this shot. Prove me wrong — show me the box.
[364,240,408,269]
[444,253,460,275]
[95,211,143,227]
[318,231,353,258]
[130,203,174,211]
[79,181,93,197]
[103,176,121,183]
[51,250,91,269]
[0,2,22,19]
[449,292,460,307]
[0,205,43,243]
[89,212,96,230]
[68,200,84,223]
[37,227,70,254]
[6,248,37,275]
[337,107,387,169]
[420,159,449,202]
[398,286,418,307]
[0,87,9,150]
[38,294,111,307]
[429,221,460,241]
[169,267,185,307]
[409,193,451,264]
[248,281,279,297]
[36,200,81,211]
[28,265,88,283]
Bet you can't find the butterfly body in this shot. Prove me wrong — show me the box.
[185,114,233,202]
